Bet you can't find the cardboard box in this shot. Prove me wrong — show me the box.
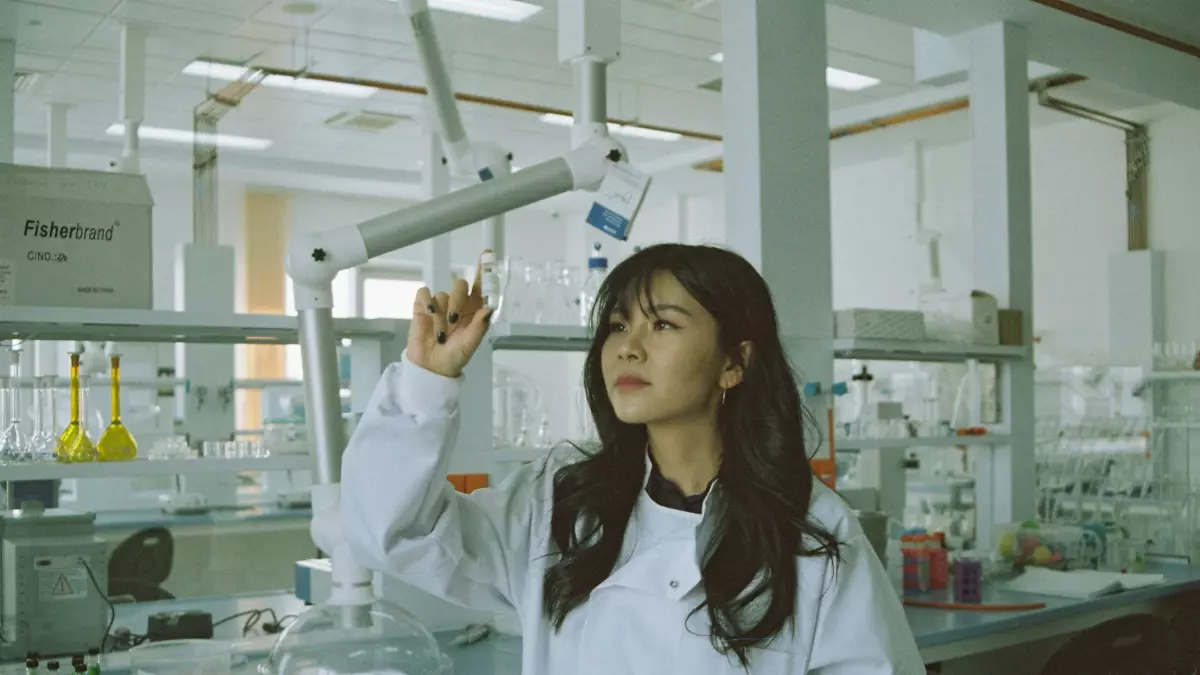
[999,309,1023,346]
[834,309,926,341]
[0,163,154,310]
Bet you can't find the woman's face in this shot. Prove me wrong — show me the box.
[601,271,735,425]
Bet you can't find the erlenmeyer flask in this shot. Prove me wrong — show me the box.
[58,353,97,462]
[28,376,59,462]
[98,354,137,461]
[0,347,29,462]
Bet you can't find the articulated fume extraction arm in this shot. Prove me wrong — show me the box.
[287,0,631,611]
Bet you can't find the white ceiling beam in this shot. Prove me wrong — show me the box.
[831,0,1200,111]
[914,29,1061,86]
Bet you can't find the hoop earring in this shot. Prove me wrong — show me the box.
[721,388,727,406]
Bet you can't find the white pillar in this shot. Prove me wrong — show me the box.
[421,132,453,291]
[46,103,70,167]
[968,22,1036,545]
[118,23,146,173]
[720,0,832,385]
[0,39,14,164]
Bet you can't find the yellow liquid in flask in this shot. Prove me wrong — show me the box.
[58,353,97,462]
[98,356,137,461]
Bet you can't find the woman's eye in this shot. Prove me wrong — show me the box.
[654,320,676,330]
[608,322,627,333]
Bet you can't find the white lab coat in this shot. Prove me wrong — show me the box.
[342,358,926,674]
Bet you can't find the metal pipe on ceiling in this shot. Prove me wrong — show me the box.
[1035,85,1149,252]
[205,62,723,143]
[692,73,1088,172]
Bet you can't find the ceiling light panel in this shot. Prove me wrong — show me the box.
[106,123,273,150]
[385,0,543,22]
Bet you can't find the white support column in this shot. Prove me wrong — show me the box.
[968,22,1036,548]
[721,0,833,387]
[117,23,146,173]
[46,103,70,167]
[0,39,14,164]
[420,132,453,291]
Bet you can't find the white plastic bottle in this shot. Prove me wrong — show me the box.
[577,242,608,327]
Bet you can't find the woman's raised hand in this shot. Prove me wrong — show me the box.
[405,250,495,379]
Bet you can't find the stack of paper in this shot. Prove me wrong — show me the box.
[1001,567,1165,599]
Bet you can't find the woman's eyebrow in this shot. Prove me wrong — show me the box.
[648,304,692,317]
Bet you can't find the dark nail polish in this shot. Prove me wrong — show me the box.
[427,304,436,314]
[437,331,447,344]
[449,312,459,324]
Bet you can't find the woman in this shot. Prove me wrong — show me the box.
[342,244,924,674]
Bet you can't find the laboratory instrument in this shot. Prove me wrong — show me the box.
[578,242,608,327]
[0,346,29,462]
[279,0,637,670]
[28,377,59,462]
[480,251,500,312]
[58,353,98,463]
[0,507,108,661]
[96,348,137,461]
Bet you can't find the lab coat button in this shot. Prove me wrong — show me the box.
[669,580,679,589]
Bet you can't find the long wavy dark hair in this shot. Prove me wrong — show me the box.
[541,243,842,667]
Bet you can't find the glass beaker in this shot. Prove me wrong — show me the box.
[28,376,59,462]
[98,355,137,461]
[496,256,524,324]
[525,263,546,324]
[58,354,98,463]
[0,374,29,462]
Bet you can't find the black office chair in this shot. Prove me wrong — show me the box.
[108,527,175,603]
[1039,613,1182,675]
[1170,593,1200,675]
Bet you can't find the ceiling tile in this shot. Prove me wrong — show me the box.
[16,0,119,15]
[112,1,245,34]
[250,0,344,27]
[232,20,300,45]
[310,0,410,45]
[304,29,402,57]
[13,3,106,57]
[623,0,720,42]
[142,0,276,20]
[14,52,65,72]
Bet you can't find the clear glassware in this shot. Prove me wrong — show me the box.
[28,376,59,462]
[262,597,451,675]
[540,260,566,324]
[98,354,138,461]
[525,263,546,324]
[496,256,526,324]
[0,375,29,463]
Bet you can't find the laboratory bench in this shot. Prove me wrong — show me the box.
[92,503,311,531]
[5,562,1198,673]
[906,560,1200,664]
[0,590,521,675]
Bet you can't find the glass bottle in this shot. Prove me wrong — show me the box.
[0,347,29,462]
[58,353,97,462]
[98,354,137,461]
[28,376,59,462]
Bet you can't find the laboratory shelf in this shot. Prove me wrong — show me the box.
[833,338,1029,362]
[835,435,1012,451]
[0,455,311,481]
[0,306,404,345]
[489,322,592,352]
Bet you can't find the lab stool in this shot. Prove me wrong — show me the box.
[1038,613,1182,675]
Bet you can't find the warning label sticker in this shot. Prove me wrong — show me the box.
[37,565,89,602]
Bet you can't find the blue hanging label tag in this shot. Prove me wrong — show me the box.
[478,167,495,182]
[586,161,651,241]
